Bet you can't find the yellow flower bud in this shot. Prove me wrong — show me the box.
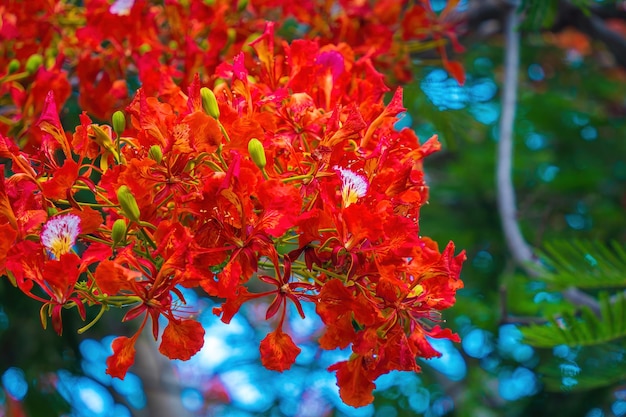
[116,185,141,223]
[112,111,126,136]
[200,87,220,119]
[111,219,127,246]
[90,125,120,163]
[248,138,267,169]
[25,54,43,74]
[148,145,163,163]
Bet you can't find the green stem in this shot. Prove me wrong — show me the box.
[281,173,313,183]
[139,226,157,249]
[81,235,113,246]
[216,144,228,170]
[77,304,108,334]
[217,120,231,142]
[296,260,345,280]
[53,199,118,208]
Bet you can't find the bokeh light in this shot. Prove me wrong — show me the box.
[498,367,539,401]
[1,367,28,401]
[528,63,545,81]
[462,328,495,359]
[421,337,467,381]
[57,371,115,417]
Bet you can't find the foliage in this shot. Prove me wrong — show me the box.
[522,291,626,348]
[535,240,626,290]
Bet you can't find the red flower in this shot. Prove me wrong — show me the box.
[259,328,302,372]
[159,319,205,361]
[106,334,139,379]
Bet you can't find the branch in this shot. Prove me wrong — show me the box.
[495,1,603,317]
[496,0,535,272]
[132,330,193,417]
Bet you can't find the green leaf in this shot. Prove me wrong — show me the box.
[536,342,626,392]
[534,240,626,289]
[522,292,626,348]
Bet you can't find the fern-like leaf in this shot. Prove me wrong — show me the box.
[522,292,626,348]
[537,342,626,392]
[534,240,626,290]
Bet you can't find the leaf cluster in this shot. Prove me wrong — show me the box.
[520,240,626,391]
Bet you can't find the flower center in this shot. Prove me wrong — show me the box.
[335,166,368,208]
[41,214,81,259]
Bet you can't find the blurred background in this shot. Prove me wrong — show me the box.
[2,0,626,416]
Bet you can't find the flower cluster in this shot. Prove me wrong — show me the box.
[0,0,465,150]
[0,3,466,409]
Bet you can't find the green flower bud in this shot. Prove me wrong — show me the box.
[7,59,20,74]
[237,0,249,12]
[248,138,266,169]
[148,145,163,163]
[25,54,44,74]
[226,28,236,44]
[112,111,126,136]
[138,43,152,54]
[111,219,127,246]
[117,185,141,223]
[200,87,220,119]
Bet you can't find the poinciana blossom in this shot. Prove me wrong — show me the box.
[0,22,465,407]
[0,0,465,148]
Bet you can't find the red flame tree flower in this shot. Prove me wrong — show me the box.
[0,22,465,408]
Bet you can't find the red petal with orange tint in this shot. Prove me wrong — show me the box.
[259,328,301,372]
[41,159,79,199]
[94,259,141,296]
[443,59,465,85]
[69,206,103,234]
[159,319,205,361]
[0,223,17,272]
[329,357,376,407]
[106,336,137,379]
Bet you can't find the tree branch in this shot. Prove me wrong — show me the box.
[132,330,193,417]
[495,1,603,317]
[496,0,535,272]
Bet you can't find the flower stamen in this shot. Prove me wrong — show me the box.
[335,166,368,208]
[41,214,81,259]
